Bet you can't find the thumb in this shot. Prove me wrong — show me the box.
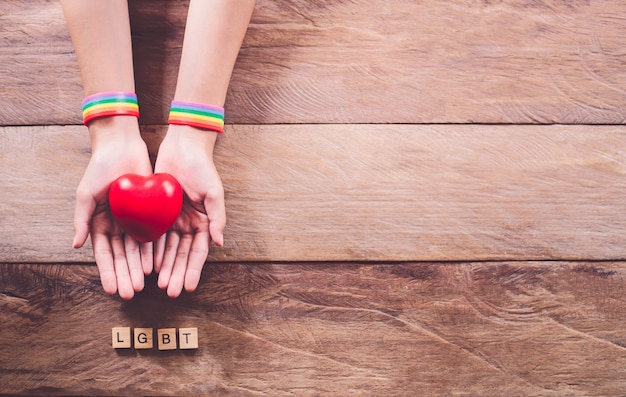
[206,195,226,247]
[73,189,96,248]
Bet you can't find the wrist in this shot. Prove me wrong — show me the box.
[88,115,143,150]
[162,124,218,154]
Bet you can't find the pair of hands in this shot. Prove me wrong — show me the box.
[73,118,226,299]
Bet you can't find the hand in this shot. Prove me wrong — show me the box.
[153,125,226,298]
[73,117,153,300]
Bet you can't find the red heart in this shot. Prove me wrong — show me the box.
[108,173,183,243]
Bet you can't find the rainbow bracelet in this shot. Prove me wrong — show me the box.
[81,92,140,126]
[168,100,225,133]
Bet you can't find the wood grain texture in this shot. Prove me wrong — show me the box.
[2,0,626,125]
[2,261,626,396]
[1,124,625,263]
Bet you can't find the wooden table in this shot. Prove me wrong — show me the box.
[1,1,625,395]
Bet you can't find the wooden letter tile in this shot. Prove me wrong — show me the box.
[178,327,198,349]
[134,328,153,349]
[112,327,132,349]
[157,328,177,351]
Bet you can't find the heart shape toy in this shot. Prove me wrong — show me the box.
[108,173,183,242]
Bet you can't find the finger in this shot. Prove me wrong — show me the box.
[205,195,226,247]
[110,234,134,300]
[73,189,96,248]
[184,230,210,293]
[167,234,194,298]
[91,231,118,296]
[153,234,166,274]
[124,234,145,293]
[140,241,154,276]
[157,231,180,290]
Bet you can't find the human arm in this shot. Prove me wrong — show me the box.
[154,0,256,297]
[61,0,153,300]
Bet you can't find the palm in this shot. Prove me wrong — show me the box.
[173,196,210,235]
[74,137,153,300]
[153,129,226,298]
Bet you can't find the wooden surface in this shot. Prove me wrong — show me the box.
[1,0,626,125]
[1,0,626,395]
[1,124,625,263]
[3,262,626,396]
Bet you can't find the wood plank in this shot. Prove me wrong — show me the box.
[2,0,626,125]
[1,124,625,263]
[2,261,626,395]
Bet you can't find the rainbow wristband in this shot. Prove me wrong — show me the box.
[81,92,140,126]
[168,100,225,133]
